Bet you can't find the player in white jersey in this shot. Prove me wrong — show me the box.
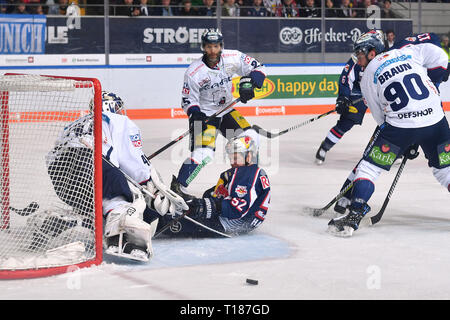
[171,28,267,200]
[46,91,187,261]
[327,31,450,237]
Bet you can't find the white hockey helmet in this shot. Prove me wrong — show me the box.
[225,135,257,165]
[102,91,125,114]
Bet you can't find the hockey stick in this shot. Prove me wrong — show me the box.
[154,208,232,238]
[303,125,381,217]
[253,97,364,139]
[153,211,188,238]
[147,98,241,160]
[303,181,354,217]
[10,202,40,216]
[360,155,408,227]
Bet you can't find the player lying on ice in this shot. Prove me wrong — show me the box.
[46,91,188,262]
[326,31,450,237]
[153,135,271,238]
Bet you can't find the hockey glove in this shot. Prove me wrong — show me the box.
[404,144,419,160]
[188,109,208,133]
[187,197,220,220]
[335,96,351,115]
[239,76,255,104]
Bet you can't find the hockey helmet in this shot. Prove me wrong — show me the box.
[201,28,224,51]
[102,91,125,114]
[353,30,386,57]
[225,135,257,165]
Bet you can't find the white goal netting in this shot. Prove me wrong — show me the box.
[0,74,102,278]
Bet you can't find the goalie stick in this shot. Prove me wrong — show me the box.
[147,98,241,160]
[253,97,364,139]
[10,202,40,216]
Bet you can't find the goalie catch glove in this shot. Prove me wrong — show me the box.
[145,167,189,217]
[335,96,351,115]
[238,76,255,104]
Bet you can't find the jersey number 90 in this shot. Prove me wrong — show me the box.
[383,73,430,111]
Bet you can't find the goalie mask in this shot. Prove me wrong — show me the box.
[102,91,125,115]
[225,136,257,167]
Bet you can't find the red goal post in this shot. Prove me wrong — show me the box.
[0,74,103,279]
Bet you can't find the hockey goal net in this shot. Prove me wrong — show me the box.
[0,74,103,279]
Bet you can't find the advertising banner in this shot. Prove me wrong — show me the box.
[0,14,46,54]
[39,17,412,55]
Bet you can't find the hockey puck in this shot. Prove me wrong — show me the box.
[246,278,258,285]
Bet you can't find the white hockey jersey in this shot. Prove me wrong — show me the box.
[360,42,448,128]
[102,112,151,184]
[181,49,266,117]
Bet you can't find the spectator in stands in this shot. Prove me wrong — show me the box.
[85,0,104,15]
[178,0,197,15]
[48,0,69,15]
[442,35,450,62]
[138,0,154,15]
[197,0,216,16]
[222,0,240,16]
[356,0,373,18]
[153,0,176,15]
[299,0,321,17]
[325,0,338,17]
[34,4,44,14]
[115,0,140,16]
[263,0,281,16]
[276,0,299,17]
[380,0,401,18]
[385,29,396,48]
[247,0,269,16]
[2,0,16,14]
[336,0,356,18]
[12,2,30,14]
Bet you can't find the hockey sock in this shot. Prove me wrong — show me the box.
[176,161,200,187]
[351,178,375,204]
[340,178,354,199]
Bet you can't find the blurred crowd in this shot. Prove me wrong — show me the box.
[1,0,449,17]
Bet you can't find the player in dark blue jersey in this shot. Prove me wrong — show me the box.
[155,135,270,238]
[314,45,370,165]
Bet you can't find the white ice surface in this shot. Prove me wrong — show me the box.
[1,113,449,300]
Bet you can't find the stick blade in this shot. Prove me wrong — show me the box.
[302,206,326,217]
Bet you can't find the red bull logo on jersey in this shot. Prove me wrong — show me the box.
[235,185,248,198]
[130,134,142,148]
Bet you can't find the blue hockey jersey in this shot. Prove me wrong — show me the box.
[212,164,270,234]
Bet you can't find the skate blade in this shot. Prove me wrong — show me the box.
[315,159,324,165]
[326,225,354,237]
[105,246,150,262]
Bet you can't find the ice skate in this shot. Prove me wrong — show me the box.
[327,200,371,237]
[315,147,327,165]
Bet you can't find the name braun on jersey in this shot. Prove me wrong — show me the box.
[397,107,433,119]
[377,62,412,84]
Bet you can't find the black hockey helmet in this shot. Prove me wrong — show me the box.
[201,28,224,51]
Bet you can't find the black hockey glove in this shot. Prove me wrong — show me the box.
[404,144,419,160]
[335,96,351,115]
[239,76,255,104]
[187,197,220,220]
[188,110,208,133]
